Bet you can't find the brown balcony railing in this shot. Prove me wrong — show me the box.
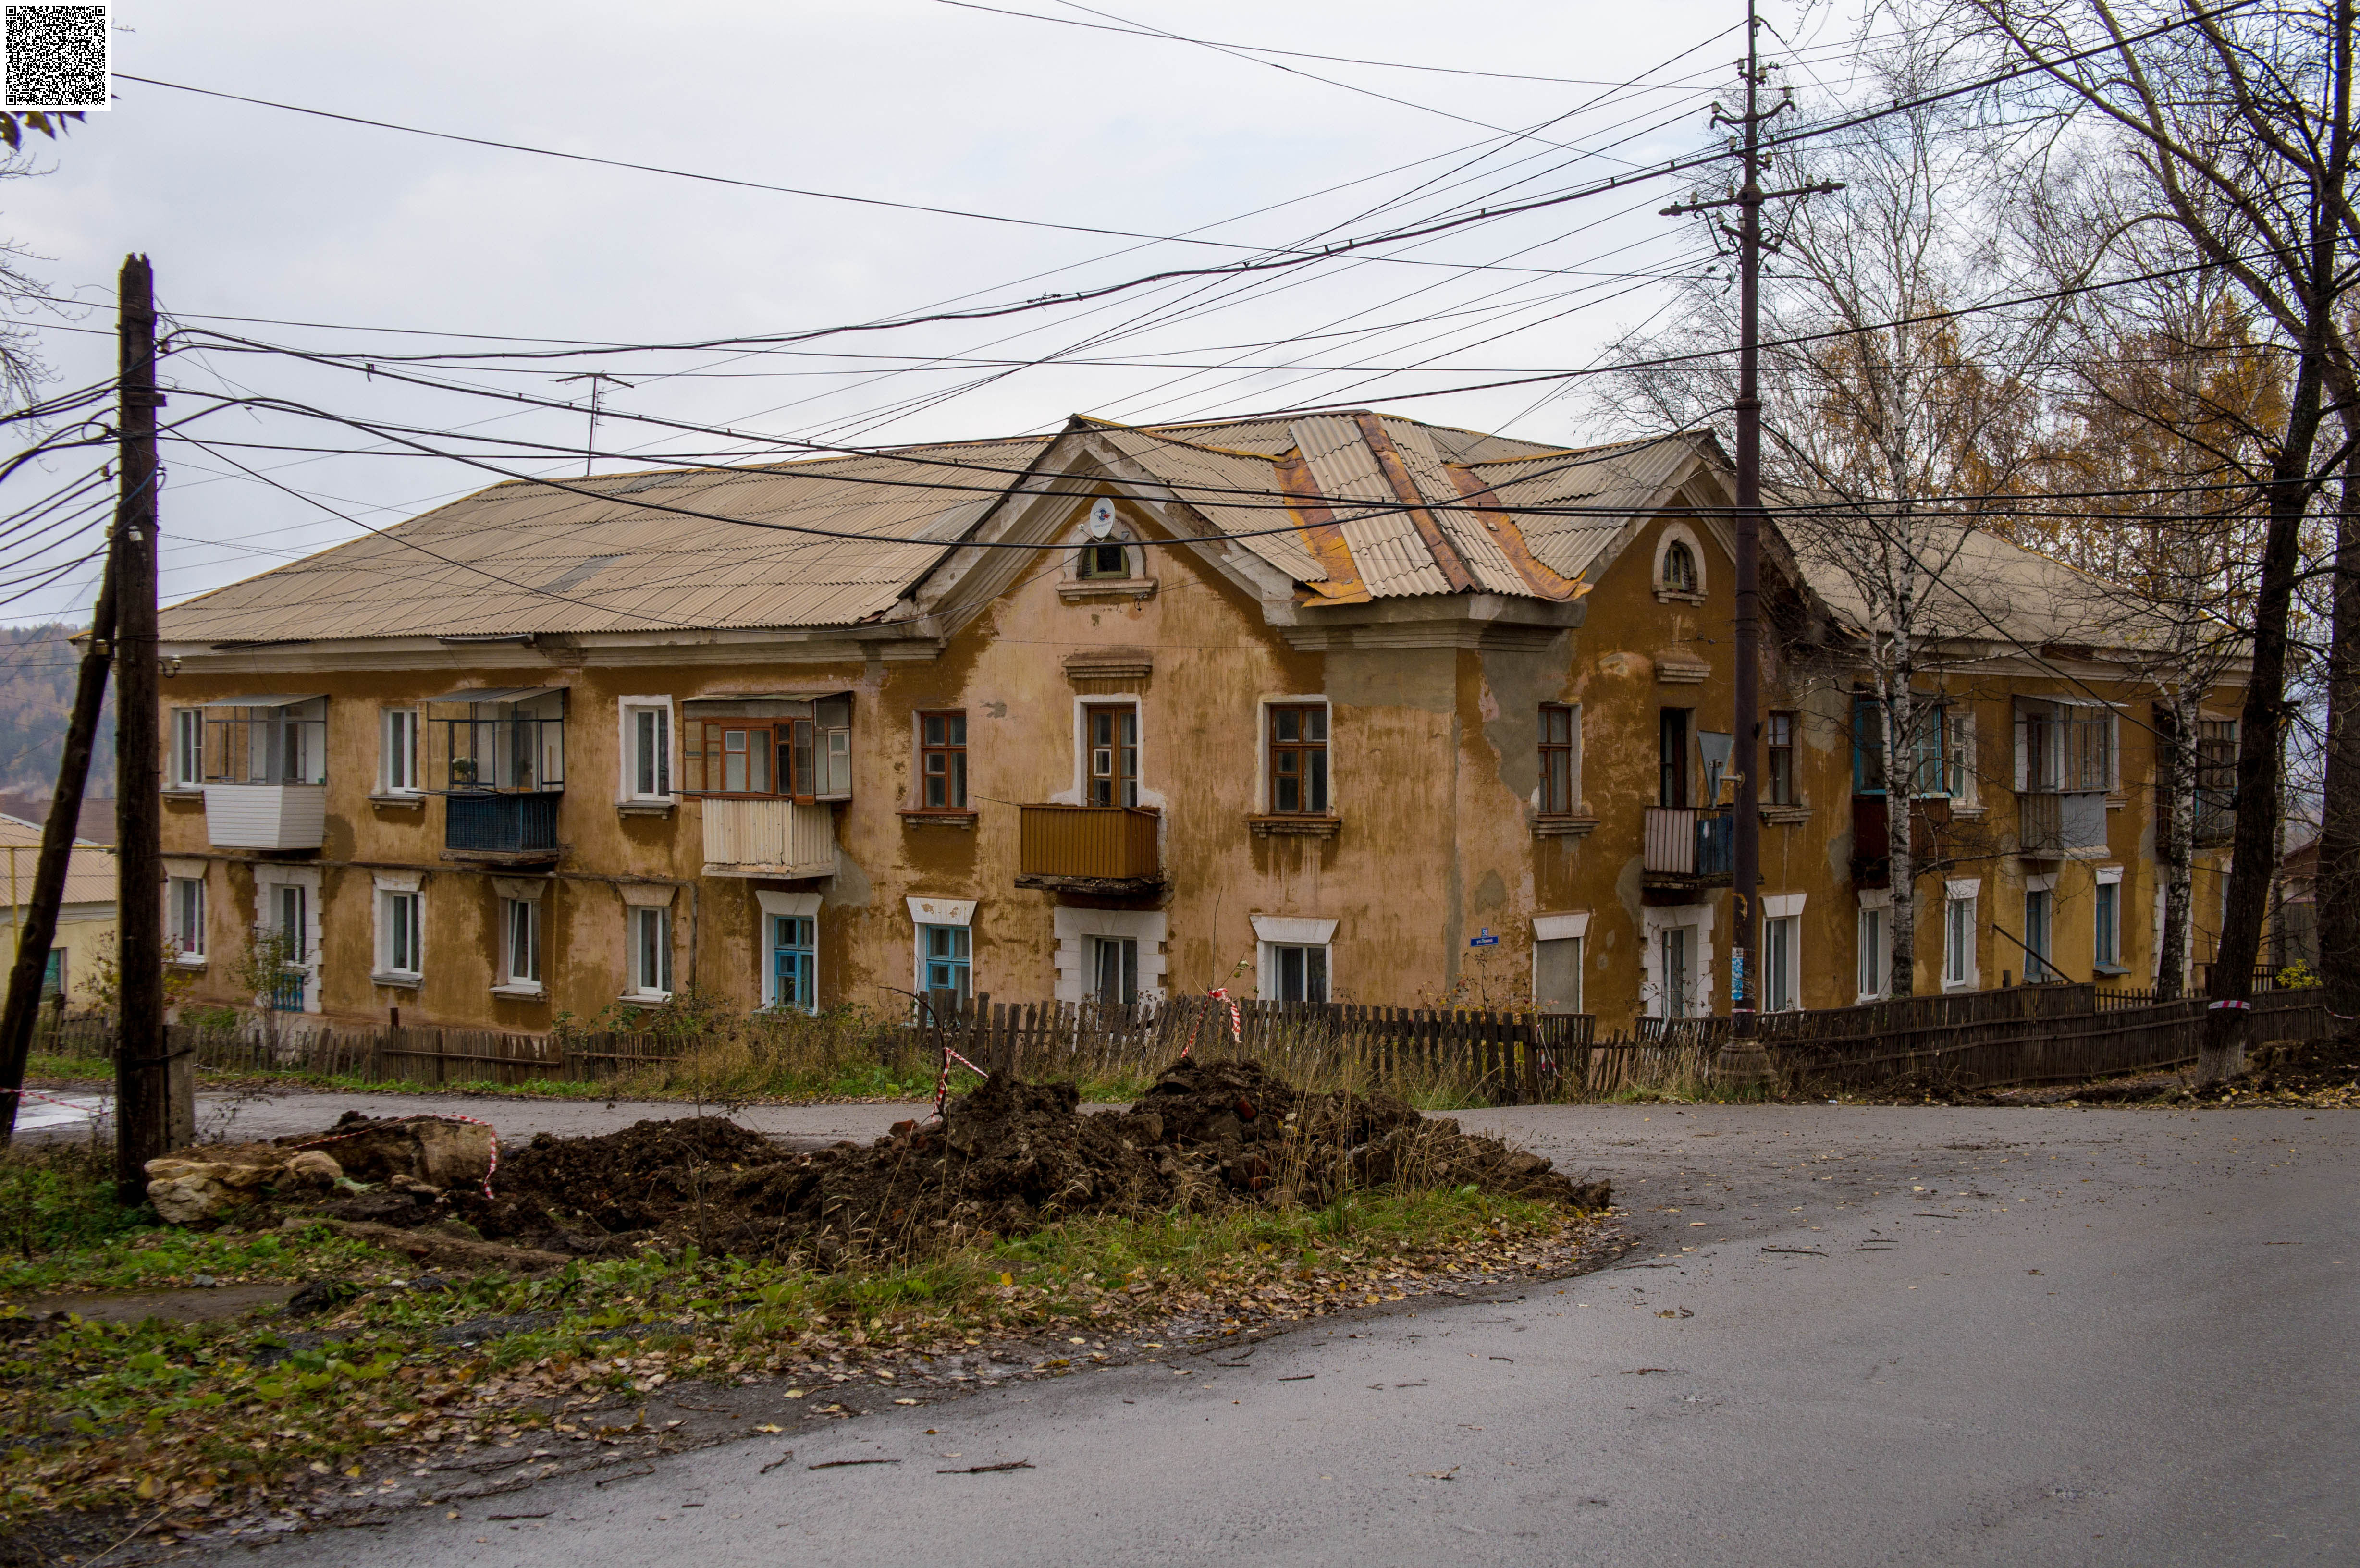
[2017,790,2064,854]
[1016,804,1162,894]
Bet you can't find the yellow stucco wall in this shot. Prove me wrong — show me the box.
[155,493,2234,1033]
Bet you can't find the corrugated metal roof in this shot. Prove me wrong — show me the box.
[0,815,117,907]
[161,438,1055,645]
[158,413,1729,646]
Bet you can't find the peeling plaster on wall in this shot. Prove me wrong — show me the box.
[1476,637,1563,810]
[1328,648,1453,713]
[1473,868,1507,915]
[1615,854,1645,930]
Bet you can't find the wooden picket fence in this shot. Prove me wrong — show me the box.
[916,992,1609,1105]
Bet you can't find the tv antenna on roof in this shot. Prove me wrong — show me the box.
[555,372,636,477]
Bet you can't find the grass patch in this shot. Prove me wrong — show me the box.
[20,1055,110,1085]
[0,1134,1592,1531]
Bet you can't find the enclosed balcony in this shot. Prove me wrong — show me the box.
[701,796,836,879]
[1848,795,1950,886]
[1016,804,1162,896]
[2016,790,2107,858]
[1642,805,1733,892]
[183,695,329,851]
[443,791,563,864]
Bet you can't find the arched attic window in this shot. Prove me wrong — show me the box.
[1662,538,1699,595]
[1077,540,1131,579]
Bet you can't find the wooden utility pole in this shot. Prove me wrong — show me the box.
[112,253,169,1201]
[1662,1,1836,1078]
[0,527,118,1144]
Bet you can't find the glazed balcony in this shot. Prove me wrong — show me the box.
[2016,789,2107,858]
[1015,804,1162,896]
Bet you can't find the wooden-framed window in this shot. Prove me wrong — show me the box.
[1086,704,1140,808]
[1659,707,1691,808]
[680,697,852,801]
[1662,539,1698,594]
[1765,710,1796,805]
[1077,542,1130,579]
[1538,704,1577,816]
[918,711,968,809]
[1266,703,1328,815]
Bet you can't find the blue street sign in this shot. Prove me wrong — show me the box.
[1469,927,1499,948]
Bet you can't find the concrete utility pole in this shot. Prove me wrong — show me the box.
[1662,0,1837,1079]
[113,252,171,1201]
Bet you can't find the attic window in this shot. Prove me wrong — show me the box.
[1662,539,1699,595]
[1077,542,1130,579]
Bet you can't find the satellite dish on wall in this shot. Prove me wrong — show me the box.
[1087,498,1117,539]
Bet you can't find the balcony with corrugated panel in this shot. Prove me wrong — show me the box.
[443,791,564,865]
[2015,790,2108,859]
[1641,805,1732,893]
[701,796,836,879]
[1016,805,1162,896]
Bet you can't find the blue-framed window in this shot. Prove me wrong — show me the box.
[921,923,971,1002]
[769,915,816,1012]
[1854,697,1961,797]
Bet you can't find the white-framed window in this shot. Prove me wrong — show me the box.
[380,708,420,793]
[1760,893,1805,1012]
[1641,904,1714,1019]
[2094,864,2124,973]
[1089,936,1140,1005]
[1533,911,1588,1014]
[252,866,321,1014]
[503,899,541,989]
[1856,891,1892,1002]
[1653,521,1708,600]
[171,708,204,788]
[377,890,422,980]
[1252,915,1336,1003]
[1763,916,1797,1012]
[630,906,675,999]
[1265,943,1328,1002]
[621,699,673,801]
[1943,879,1979,991]
[2023,873,2057,982]
[166,875,206,962]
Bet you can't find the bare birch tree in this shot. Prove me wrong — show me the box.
[1947,0,2357,1076]
[1597,32,2068,996]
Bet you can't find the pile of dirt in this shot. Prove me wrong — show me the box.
[310,1060,1608,1264]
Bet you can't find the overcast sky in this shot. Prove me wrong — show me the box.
[0,0,1873,629]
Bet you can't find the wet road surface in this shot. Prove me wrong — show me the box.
[214,1100,2354,1568]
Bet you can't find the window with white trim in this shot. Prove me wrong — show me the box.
[770,915,817,1012]
[171,709,204,788]
[624,702,672,800]
[1763,916,1798,1011]
[167,876,206,961]
[1534,934,1583,1013]
[380,708,420,793]
[1265,942,1328,1002]
[920,924,970,1002]
[502,899,541,989]
[1857,897,1890,1001]
[629,906,674,999]
[1090,936,1139,1006]
[377,889,422,981]
[2093,864,2125,974]
[1944,884,1977,989]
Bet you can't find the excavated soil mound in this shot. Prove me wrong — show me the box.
[323,1060,1607,1264]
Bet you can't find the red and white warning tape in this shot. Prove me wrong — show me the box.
[0,1085,105,1115]
[1178,987,1243,1062]
[934,1046,989,1117]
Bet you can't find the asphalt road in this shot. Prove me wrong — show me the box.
[206,1096,2355,1568]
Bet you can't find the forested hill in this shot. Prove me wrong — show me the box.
[0,622,114,808]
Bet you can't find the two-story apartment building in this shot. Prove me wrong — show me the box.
[149,410,2238,1031]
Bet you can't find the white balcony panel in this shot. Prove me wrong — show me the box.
[701,797,834,879]
[203,783,327,850]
